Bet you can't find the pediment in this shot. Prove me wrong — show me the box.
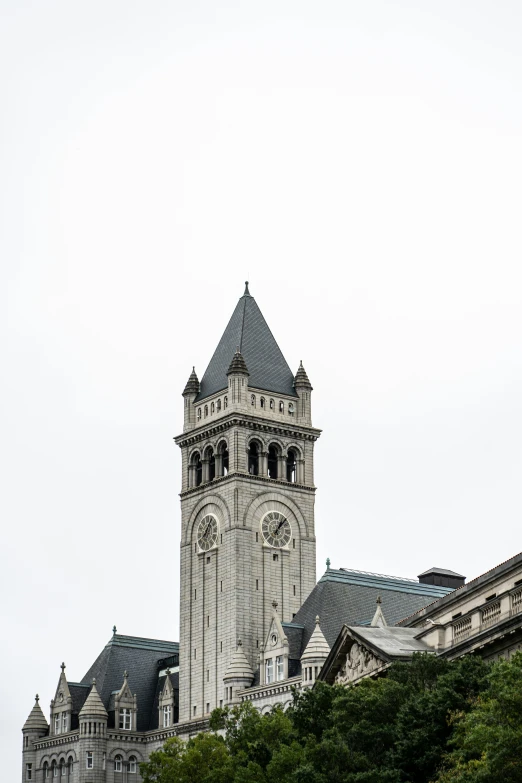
[53,668,71,706]
[263,613,287,653]
[334,639,386,685]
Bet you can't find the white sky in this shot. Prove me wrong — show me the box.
[2,0,522,775]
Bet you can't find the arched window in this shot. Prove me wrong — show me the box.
[287,449,297,483]
[224,396,228,409]
[211,402,215,414]
[288,402,294,416]
[269,399,274,410]
[251,394,256,406]
[129,756,137,773]
[191,452,202,487]
[43,763,49,779]
[205,447,215,482]
[52,762,57,778]
[260,397,265,409]
[217,399,222,412]
[115,755,123,773]
[218,442,229,476]
[67,757,73,777]
[279,401,284,413]
[60,760,66,777]
[268,445,279,479]
[197,408,201,421]
[204,405,208,418]
[248,442,260,476]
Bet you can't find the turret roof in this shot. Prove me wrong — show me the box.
[196,283,297,401]
[183,367,200,396]
[223,640,254,683]
[23,696,49,732]
[79,681,108,719]
[294,361,312,389]
[301,616,330,661]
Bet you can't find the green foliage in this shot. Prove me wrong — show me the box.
[140,653,522,783]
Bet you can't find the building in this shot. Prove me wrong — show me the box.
[21,283,521,782]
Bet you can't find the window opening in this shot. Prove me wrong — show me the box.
[197,408,201,421]
[204,405,208,418]
[286,449,297,483]
[268,445,279,479]
[248,442,259,475]
[251,394,256,406]
[269,399,274,410]
[115,755,122,772]
[119,708,131,730]
[265,658,274,684]
[279,401,284,413]
[276,655,284,681]
[26,763,32,780]
[129,756,137,773]
[211,402,215,414]
[217,398,221,411]
[224,396,228,409]
[288,402,294,416]
[219,443,229,476]
[86,752,93,770]
[260,397,265,408]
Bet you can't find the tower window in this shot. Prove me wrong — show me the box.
[224,395,228,409]
[86,752,93,770]
[191,452,202,486]
[218,442,229,476]
[268,445,279,479]
[26,764,32,780]
[256,532,258,542]
[54,714,60,734]
[206,702,210,713]
[207,447,215,481]
[217,399,221,411]
[119,708,131,730]
[248,442,260,476]
[193,706,197,716]
[256,579,259,590]
[288,403,294,416]
[62,712,67,732]
[197,408,201,421]
[293,538,295,549]
[286,449,297,483]
[279,401,284,413]
[293,585,296,596]
[251,394,256,406]
[269,399,274,410]
[273,553,279,562]
[220,581,222,592]
[206,557,210,564]
[204,405,208,418]
[211,402,215,414]
[260,397,265,408]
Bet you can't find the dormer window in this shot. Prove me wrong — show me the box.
[276,655,284,681]
[119,708,131,730]
[62,713,67,732]
[265,658,274,684]
[54,714,60,734]
[163,704,171,727]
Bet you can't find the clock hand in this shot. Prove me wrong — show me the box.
[275,519,285,533]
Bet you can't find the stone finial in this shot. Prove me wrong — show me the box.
[376,595,382,605]
[326,558,331,570]
[123,670,128,679]
[92,678,96,686]
[61,662,65,672]
[315,615,320,626]
[237,638,242,648]
[166,668,171,676]
[113,625,117,635]
[35,694,39,703]
[272,600,278,611]
[244,281,250,296]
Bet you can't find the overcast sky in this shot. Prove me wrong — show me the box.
[2,0,522,775]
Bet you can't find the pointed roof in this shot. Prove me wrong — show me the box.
[195,283,297,401]
[23,695,49,732]
[183,367,200,396]
[79,681,108,719]
[226,348,249,376]
[223,640,254,683]
[371,596,388,628]
[54,662,71,704]
[294,361,312,389]
[301,616,330,662]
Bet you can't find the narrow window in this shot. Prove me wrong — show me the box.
[61,761,66,777]
[288,402,294,416]
[276,655,284,681]
[256,639,259,648]
[220,533,223,543]
[260,397,265,408]
[207,447,215,480]
[206,702,210,713]
[207,669,209,680]
[86,752,93,770]
[251,394,256,406]
[26,764,32,780]
[248,442,259,475]
[44,764,49,779]
[279,401,284,413]
[211,402,215,414]
[103,753,106,770]
[217,399,221,411]
[207,615,209,627]
[206,557,210,564]
[265,658,274,684]
[194,589,197,599]
[129,756,137,774]
[286,449,297,483]
[119,708,131,730]
[273,553,279,562]
[224,396,228,409]
[293,585,296,596]
[256,579,259,590]
[194,648,197,659]
[256,532,258,542]
[220,580,222,592]
[219,700,223,708]
[197,408,201,420]
[54,714,60,734]
[293,538,295,549]
[193,706,197,717]
[53,763,58,778]
[269,399,274,410]
[315,666,318,679]
[267,445,278,478]
[195,542,197,552]
[114,755,122,772]
[220,641,222,652]
[204,405,208,417]
[163,705,171,727]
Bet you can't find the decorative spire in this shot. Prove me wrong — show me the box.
[35,694,39,703]
[371,596,388,628]
[301,615,330,663]
[226,348,249,376]
[23,695,49,732]
[183,366,200,396]
[79,680,108,720]
[294,360,312,389]
[113,625,117,635]
[244,281,251,296]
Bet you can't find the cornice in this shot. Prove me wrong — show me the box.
[34,732,79,750]
[175,415,321,448]
[179,471,316,499]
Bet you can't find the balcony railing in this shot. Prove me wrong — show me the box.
[481,600,501,628]
[448,594,522,648]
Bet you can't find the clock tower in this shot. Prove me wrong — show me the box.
[175,283,320,722]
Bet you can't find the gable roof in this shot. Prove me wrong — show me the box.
[196,283,297,401]
[286,568,454,656]
[80,634,178,732]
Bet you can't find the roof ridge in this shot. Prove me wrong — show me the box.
[239,294,247,353]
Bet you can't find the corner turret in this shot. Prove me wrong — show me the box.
[78,680,108,782]
[301,616,330,688]
[22,694,48,781]
[294,361,313,423]
[182,367,200,429]
[223,640,254,707]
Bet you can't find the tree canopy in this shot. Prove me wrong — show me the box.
[140,652,522,783]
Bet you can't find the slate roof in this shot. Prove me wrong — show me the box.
[286,568,454,656]
[80,634,179,732]
[195,283,297,401]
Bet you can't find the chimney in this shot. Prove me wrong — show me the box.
[418,567,465,589]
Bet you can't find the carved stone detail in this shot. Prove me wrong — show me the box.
[334,642,383,685]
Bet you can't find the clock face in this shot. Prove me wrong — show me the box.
[261,511,291,548]
[197,515,219,552]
